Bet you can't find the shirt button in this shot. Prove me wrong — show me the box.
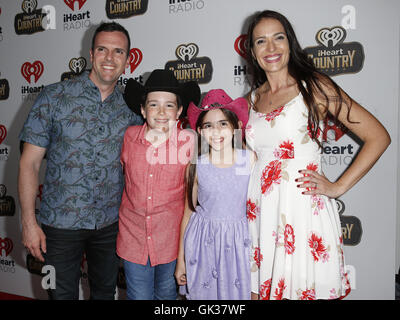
[147,216,150,220]
[149,174,153,177]
[147,236,151,240]
[148,196,151,200]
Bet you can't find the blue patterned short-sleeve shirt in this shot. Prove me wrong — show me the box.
[19,71,143,230]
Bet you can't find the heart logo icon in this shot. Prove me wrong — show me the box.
[21,61,44,84]
[69,57,87,74]
[0,237,13,257]
[234,34,248,59]
[0,125,6,144]
[175,43,199,62]
[323,115,348,141]
[316,27,346,48]
[22,0,38,14]
[64,0,87,11]
[128,48,143,74]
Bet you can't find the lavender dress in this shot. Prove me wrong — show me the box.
[181,149,252,300]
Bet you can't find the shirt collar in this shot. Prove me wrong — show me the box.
[80,71,121,101]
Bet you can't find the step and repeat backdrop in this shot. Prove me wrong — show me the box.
[0,0,398,299]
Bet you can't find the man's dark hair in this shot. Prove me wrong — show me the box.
[91,21,131,56]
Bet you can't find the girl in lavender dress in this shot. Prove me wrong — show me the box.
[175,89,255,300]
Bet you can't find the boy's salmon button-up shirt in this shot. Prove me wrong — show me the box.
[117,123,195,266]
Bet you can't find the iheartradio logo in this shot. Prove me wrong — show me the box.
[0,124,6,144]
[0,237,13,257]
[234,34,248,60]
[21,61,44,84]
[323,116,348,141]
[126,48,142,74]
[64,0,87,11]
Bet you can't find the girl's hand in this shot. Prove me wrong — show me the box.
[174,259,187,285]
[296,169,344,199]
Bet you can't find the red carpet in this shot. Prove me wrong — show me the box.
[0,292,34,300]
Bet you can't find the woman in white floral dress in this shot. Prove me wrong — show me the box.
[244,10,391,300]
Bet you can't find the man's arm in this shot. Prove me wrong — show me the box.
[18,142,47,262]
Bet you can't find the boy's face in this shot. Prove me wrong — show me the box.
[141,91,183,133]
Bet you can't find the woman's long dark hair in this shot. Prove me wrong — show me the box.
[186,108,240,212]
[246,10,353,146]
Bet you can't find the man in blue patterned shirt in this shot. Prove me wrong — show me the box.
[18,22,142,300]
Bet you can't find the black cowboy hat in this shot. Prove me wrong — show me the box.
[123,69,201,118]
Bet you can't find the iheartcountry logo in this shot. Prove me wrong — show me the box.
[0,77,9,100]
[64,0,87,11]
[21,61,44,84]
[0,237,13,257]
[304,26,364,76]
[0,184,15,217]
[14,0,48,35]
[165,43,213,83]
[336,199,362,246]
[106,0,148,19]
[61,57,88,81]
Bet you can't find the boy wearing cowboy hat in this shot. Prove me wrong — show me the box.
[116,69,200,300]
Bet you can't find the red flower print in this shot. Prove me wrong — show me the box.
[284,224,295,255]
[246,199,259,222]
[311,195,325,215]
[265,106,284,122]
[299,289,316,300]
[261,160,282,195]
[306,162,318,172]
[274,140,294,159]
[259,279,271,300]
[308,232,327,262]
[253,247,263,268]
[274,278,286,300]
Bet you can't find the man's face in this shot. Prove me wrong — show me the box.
[89,31,130,88]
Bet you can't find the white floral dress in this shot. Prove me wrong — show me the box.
[245,91,351,300]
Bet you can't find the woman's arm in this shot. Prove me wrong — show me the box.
[298,79,391,198]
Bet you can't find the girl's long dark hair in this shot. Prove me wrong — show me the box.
[186,108,240,212]
[246,10,353,147]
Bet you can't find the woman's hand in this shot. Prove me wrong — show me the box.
[174,258,187,286]
[296,169,345,199]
